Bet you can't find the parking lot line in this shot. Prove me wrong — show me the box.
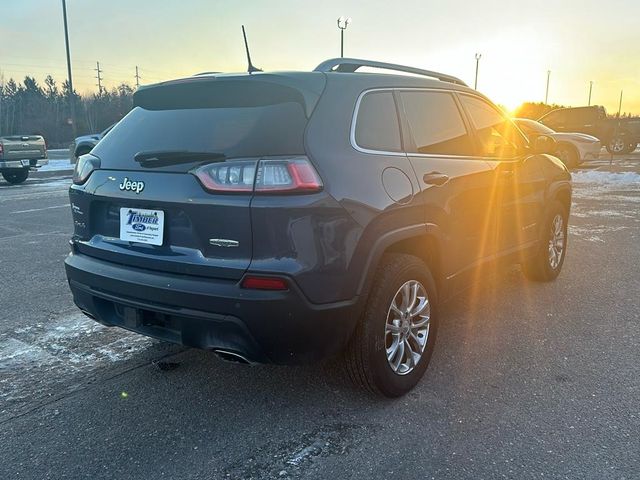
[10,204,70,214]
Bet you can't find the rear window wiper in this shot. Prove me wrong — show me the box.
[134,150,226,167]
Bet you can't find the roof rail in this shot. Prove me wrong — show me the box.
[314,58,468,87]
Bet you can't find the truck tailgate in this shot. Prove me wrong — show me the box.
[0,136,46,160]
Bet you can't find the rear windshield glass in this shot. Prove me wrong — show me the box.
[92,80,311,171]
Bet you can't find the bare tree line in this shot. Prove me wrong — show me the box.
[0,73,133,147]
[0,72,634,148]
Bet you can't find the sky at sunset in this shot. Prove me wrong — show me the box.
[1,0,639,114]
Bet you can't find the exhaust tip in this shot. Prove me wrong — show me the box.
[213,349,253,365]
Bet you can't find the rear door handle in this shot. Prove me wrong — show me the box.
[423,172,449,186]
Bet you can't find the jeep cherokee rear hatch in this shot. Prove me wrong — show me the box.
[70,73,326,280]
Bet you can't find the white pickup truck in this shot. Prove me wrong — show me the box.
[0,135,48,184]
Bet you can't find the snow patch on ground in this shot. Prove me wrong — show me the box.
[584,210,635,218]
[571,169,640,203]
[569,225,628,240]
[38,159,73,172]
[571,170,640,185]
[0,338,57,370]
[0,312,154,405]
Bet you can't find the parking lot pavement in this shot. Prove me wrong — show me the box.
[0,154,638,479]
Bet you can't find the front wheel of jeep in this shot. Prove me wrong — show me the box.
[345,253,438,397]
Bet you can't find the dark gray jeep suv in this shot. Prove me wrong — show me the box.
[65,58,571,397]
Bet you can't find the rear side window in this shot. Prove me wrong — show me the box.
[354,91,402,152]
[459,95,526,158]
[400,91,475,156]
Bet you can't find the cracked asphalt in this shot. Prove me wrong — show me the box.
[0,152,638,479]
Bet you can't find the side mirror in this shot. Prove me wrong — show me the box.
[532,134,557,155]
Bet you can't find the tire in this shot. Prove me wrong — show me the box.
[522,200,568,282]
[624,142,637,154]
[345,253,438,397]
[555,144,579,168]
[606,134,628,154]
[2,169,29,185]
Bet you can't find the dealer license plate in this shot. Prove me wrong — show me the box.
[119,208,164,246]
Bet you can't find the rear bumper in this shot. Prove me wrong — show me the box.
[0,157,48,169]
[64,252,359,364]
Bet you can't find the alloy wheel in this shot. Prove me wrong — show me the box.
[548,214,565,270]
[610,137,626,154]
[384,280,430,375]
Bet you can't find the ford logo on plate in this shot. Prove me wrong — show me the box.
[132,223,146,232]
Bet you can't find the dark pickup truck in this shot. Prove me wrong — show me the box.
[538,106,639,154]
[0,135,48,184]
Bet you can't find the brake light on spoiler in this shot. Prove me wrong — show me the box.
[193,157,322,194]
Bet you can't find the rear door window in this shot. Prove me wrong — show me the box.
[399,91,475,156]
[354,91,402,152]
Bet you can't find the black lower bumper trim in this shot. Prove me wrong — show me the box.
[65,252,359,364]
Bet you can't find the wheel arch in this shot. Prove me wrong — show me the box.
[556,141,578,156]
[555,141,580,165]
[74,142,94,157]
[356,224,445,302]
[552,183,572,213]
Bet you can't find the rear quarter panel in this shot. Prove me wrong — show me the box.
[293,75,425,304]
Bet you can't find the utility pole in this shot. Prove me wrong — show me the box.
[545,70,551,104]
[588,81,593,106]
[610,89,624,166]
[337,17,351,58]
[135,66,141,88]
[61,0,76,136]
[617,90,623,117]
[0,77,3,136]
[95,61,104,95]
[474,53,482,90]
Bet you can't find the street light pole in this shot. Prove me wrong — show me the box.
[337,17,351,58]
[474,53,482,90]
[588,81,593,106]
[61,0,76,136]
[545,70,551,104]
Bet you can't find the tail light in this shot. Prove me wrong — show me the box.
[0,144,3,156]
[193,160,256,192]
[193,157,322,194]
[73,154,100,185]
